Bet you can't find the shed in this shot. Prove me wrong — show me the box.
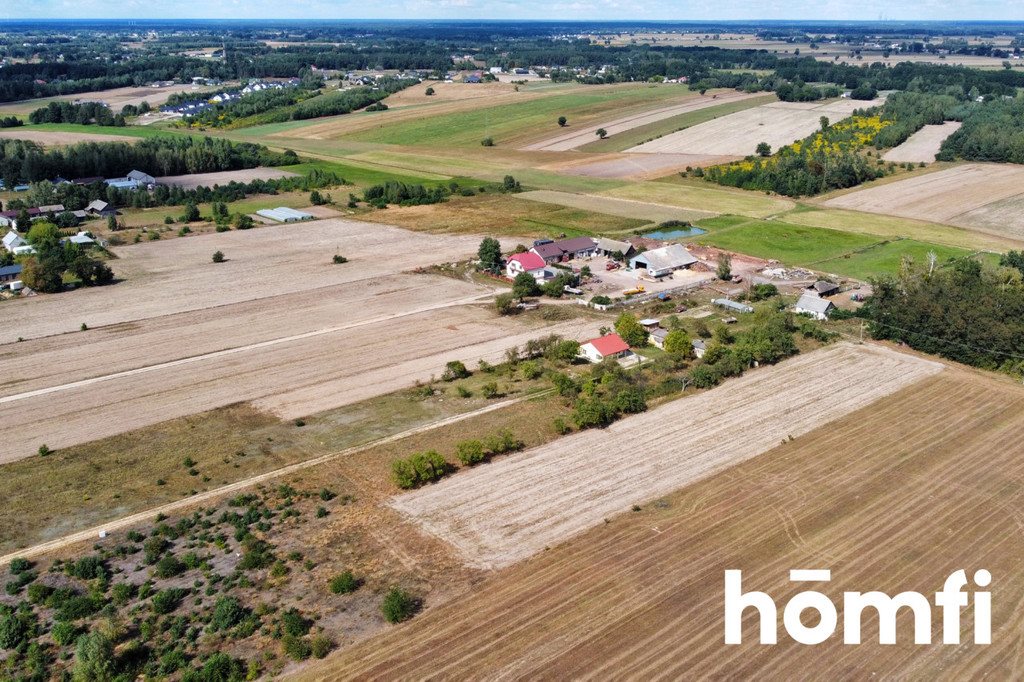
[713,298,754,313]
[594,237,635,258]
[794,293,836,320]
[256,207,314,223]
[650,327,669,349]
[808,280,840,297]
[692,339,707,358]
[0,264,22,283]
[86,200,115,216]
[629,244,697,277]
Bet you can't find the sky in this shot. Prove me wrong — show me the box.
[1,0,1022,21]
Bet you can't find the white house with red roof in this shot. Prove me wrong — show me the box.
[506,251,551,282]
[579,333,632,363]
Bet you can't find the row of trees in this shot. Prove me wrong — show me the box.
[0,136,297,188]
[28,101,126,127]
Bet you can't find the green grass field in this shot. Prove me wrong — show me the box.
[815,239,992,280]
[603,179,795,218]
[577,94,776,153]
[281,159,449,188]
[695,218,880,264]
[345,85,696,147]
[17,123,188,139]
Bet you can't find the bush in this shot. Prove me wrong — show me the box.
[441,360,471,381]
[209,596,249,632]
[329,571,360,595]
[9,558,32,574]
[332,254,348,264]
[151,588,186,614]
[381,586,419,624]
[310,634,333,659]
[392,450,449,489]
[66,555,107,580]
[282,634,311,661]
[688,364,721,389]
[211,251,225,263]
[481,137,494,147]
[153,555,185,579]
[27,582,53,604]
[281,608,311,637]
[51,620,79,646]
[481,382,500,399]
[572,396,616,429]
[456,439,486,466]
[455,385,472,398]
[495,292,517,315]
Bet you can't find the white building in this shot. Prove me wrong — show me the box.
[794,293,836,320]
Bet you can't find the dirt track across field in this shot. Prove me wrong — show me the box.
[390,343,943,569]
[881,122,961,163]
[627,98,885,156]
[522,91,758,152]
[303,363,1024,680]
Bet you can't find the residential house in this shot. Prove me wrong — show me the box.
[0,264,23,283]
[505,252,548,281]
[2,231,27,253]
[807,280,840,297]
[692,339,707,358]
[66,231,96,246]
[650,327,669,349]
[794,293,836,320]
[579,333,632,364]
[628,244,698,278]
[594,237,635,259]
[36,204,65,215]
[713,298,754,314]
[127,170,156,187]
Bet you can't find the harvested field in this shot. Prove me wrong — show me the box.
[882,122,961,163]
[390,343,943,569]
[2,218,489,342]
[515,189,715,224]
[155,167,299,189]
[309,365,1024,680]
[627,98,885,156]
[546,152,738,180]
[602,180,795,218]
[0,129,139,146]
[823,163,1024,239]
[521,90,755,152]
[0,300,590,463]
[0,83,222,116]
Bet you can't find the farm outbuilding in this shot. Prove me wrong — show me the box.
[629,244,697,277]
[794,293,836,320]
[256,207,315,223]
[713,298,754,314]
[595,237,635,258]
[808,280,841,297]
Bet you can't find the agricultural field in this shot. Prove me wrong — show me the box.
[0,218,596,461]
[627,98,886,156]
[521,90,755,152]
[306,355,1024,680]
[0,129,140,145]
[155,167,299,189]
[881,122,962,163]
[823,163,1024,240]
[602,180,795,218]
[544,152,740,180]
[389,343,942,569]
[0,83,224,116]
[343,84,705,148]
[814,239,991,280]
[515,189,714,225]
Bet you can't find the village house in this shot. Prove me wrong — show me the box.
[794,293,836,320]
[85,200,116,217]
[628,244,698,278]
[529,237,598,264]
[579,333,632,363]
[505,252,551,282]
[650,327,669,349]
[0,264,23,283]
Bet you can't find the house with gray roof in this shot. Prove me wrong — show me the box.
[808,280,841,297]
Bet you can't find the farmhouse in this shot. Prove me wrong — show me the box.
[530,237,598,264]
[505,252,548,281]
[650,327,669,349]
[713,298,754,314]
[808,280,841,297]
[594,237,635,258]
[629,244,697,278]
[2,231,26,253]
[794,293,836,320]
[0,264,22,283]
[579,333,632,363]
[256,207,314,223]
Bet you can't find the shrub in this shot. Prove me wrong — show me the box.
[441,360,470,381]
[151,588,186,614]
[392,450,448,489]
[110,582,135,606]
[481,382,499,399]
[572,396,616,429]
[481,137,494,147]
[688,364,721,389]
[282,634,311,661]
[310,634,333,659]
[332,254,348,264]
[519,360,542,380]
[381,586,420,624]
[9,558,32,574]
[37,444,51,457]
[51,620,79,646]
[153,555,186,579]
[281,608,311,637]
[495,292,517,315]
[209,596,249,632]
[553,417,571,435]
[211,251,225,263]
[27,582,53,604]
[329,571,359,595]
[455,385,472,398]
[66,555,107,580]
[456,440,486,466]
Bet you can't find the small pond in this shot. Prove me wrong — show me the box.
[642,226,707,240]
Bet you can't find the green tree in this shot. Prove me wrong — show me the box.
[182,203,201,223]
[614,311,648,347]
[596,128,608,139]
[26,221,61,250]
[557,116,567,127]
[512,271,540,299]
[663,329,693,359]
[456,439,486,465]
[234,213,254,230]
[716,252,732,281]
[329,571,360,594]
[425,87,435,96]
[819,115,830,131]
[755,142,771,157]
[212,251,225,263]
[72,631,115,682]
[477,236,502,271]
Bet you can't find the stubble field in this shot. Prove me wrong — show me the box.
[391,343,943,569]
[627,98,886,156]
[881,122,962,163]
[303,362,1024,680]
